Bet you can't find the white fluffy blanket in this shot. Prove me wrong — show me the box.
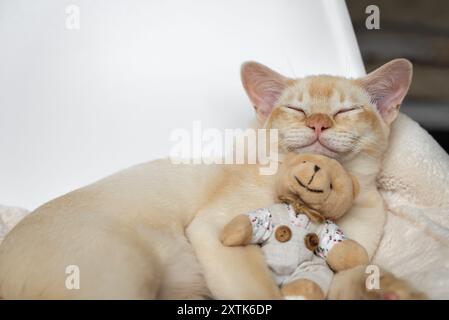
[0,205,29,244]
[1,113,448,298]
[374,114,449,299]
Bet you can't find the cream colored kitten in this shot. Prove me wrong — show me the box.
[0,60,417,299]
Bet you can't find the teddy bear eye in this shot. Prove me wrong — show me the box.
[330,183,333,189]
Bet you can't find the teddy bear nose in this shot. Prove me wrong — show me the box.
[314,165,320,172]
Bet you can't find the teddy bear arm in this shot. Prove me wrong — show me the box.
[220,214,254,247]
[325,239,369,272]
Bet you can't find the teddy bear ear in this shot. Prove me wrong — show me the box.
[282,152,313,166]
[350,175,360,199]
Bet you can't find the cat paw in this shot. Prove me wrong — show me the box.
[284,295,306,300]
[328,265,427,300]
[281,279,325,300]
[366,271,427,300]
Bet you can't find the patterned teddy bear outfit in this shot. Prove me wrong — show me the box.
[246,203,347,294]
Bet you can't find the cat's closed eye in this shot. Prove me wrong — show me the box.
[334,105,362,117]
[284,105,306,116]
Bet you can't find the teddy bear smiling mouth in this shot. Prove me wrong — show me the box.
[294,176,324,194]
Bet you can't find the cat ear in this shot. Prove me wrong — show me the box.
[359,59,413,124]
[241,61,290,122]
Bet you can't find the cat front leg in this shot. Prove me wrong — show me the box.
[336,187,387,259]
[220,214,253,246]
[186,208,282,300]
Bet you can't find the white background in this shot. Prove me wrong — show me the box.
[0,0,364,209]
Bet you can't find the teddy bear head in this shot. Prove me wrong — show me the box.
[276,153,359,222]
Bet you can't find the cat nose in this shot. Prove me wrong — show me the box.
[306,113,332,134]
[308,123,330,131]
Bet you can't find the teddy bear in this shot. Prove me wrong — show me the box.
[220,153,369,300]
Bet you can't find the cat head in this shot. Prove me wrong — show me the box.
[241,59,413,162]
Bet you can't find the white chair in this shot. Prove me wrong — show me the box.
[0,0,363,209]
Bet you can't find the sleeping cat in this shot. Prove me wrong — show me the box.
[0,59,421,299]
[187,59,421,299]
